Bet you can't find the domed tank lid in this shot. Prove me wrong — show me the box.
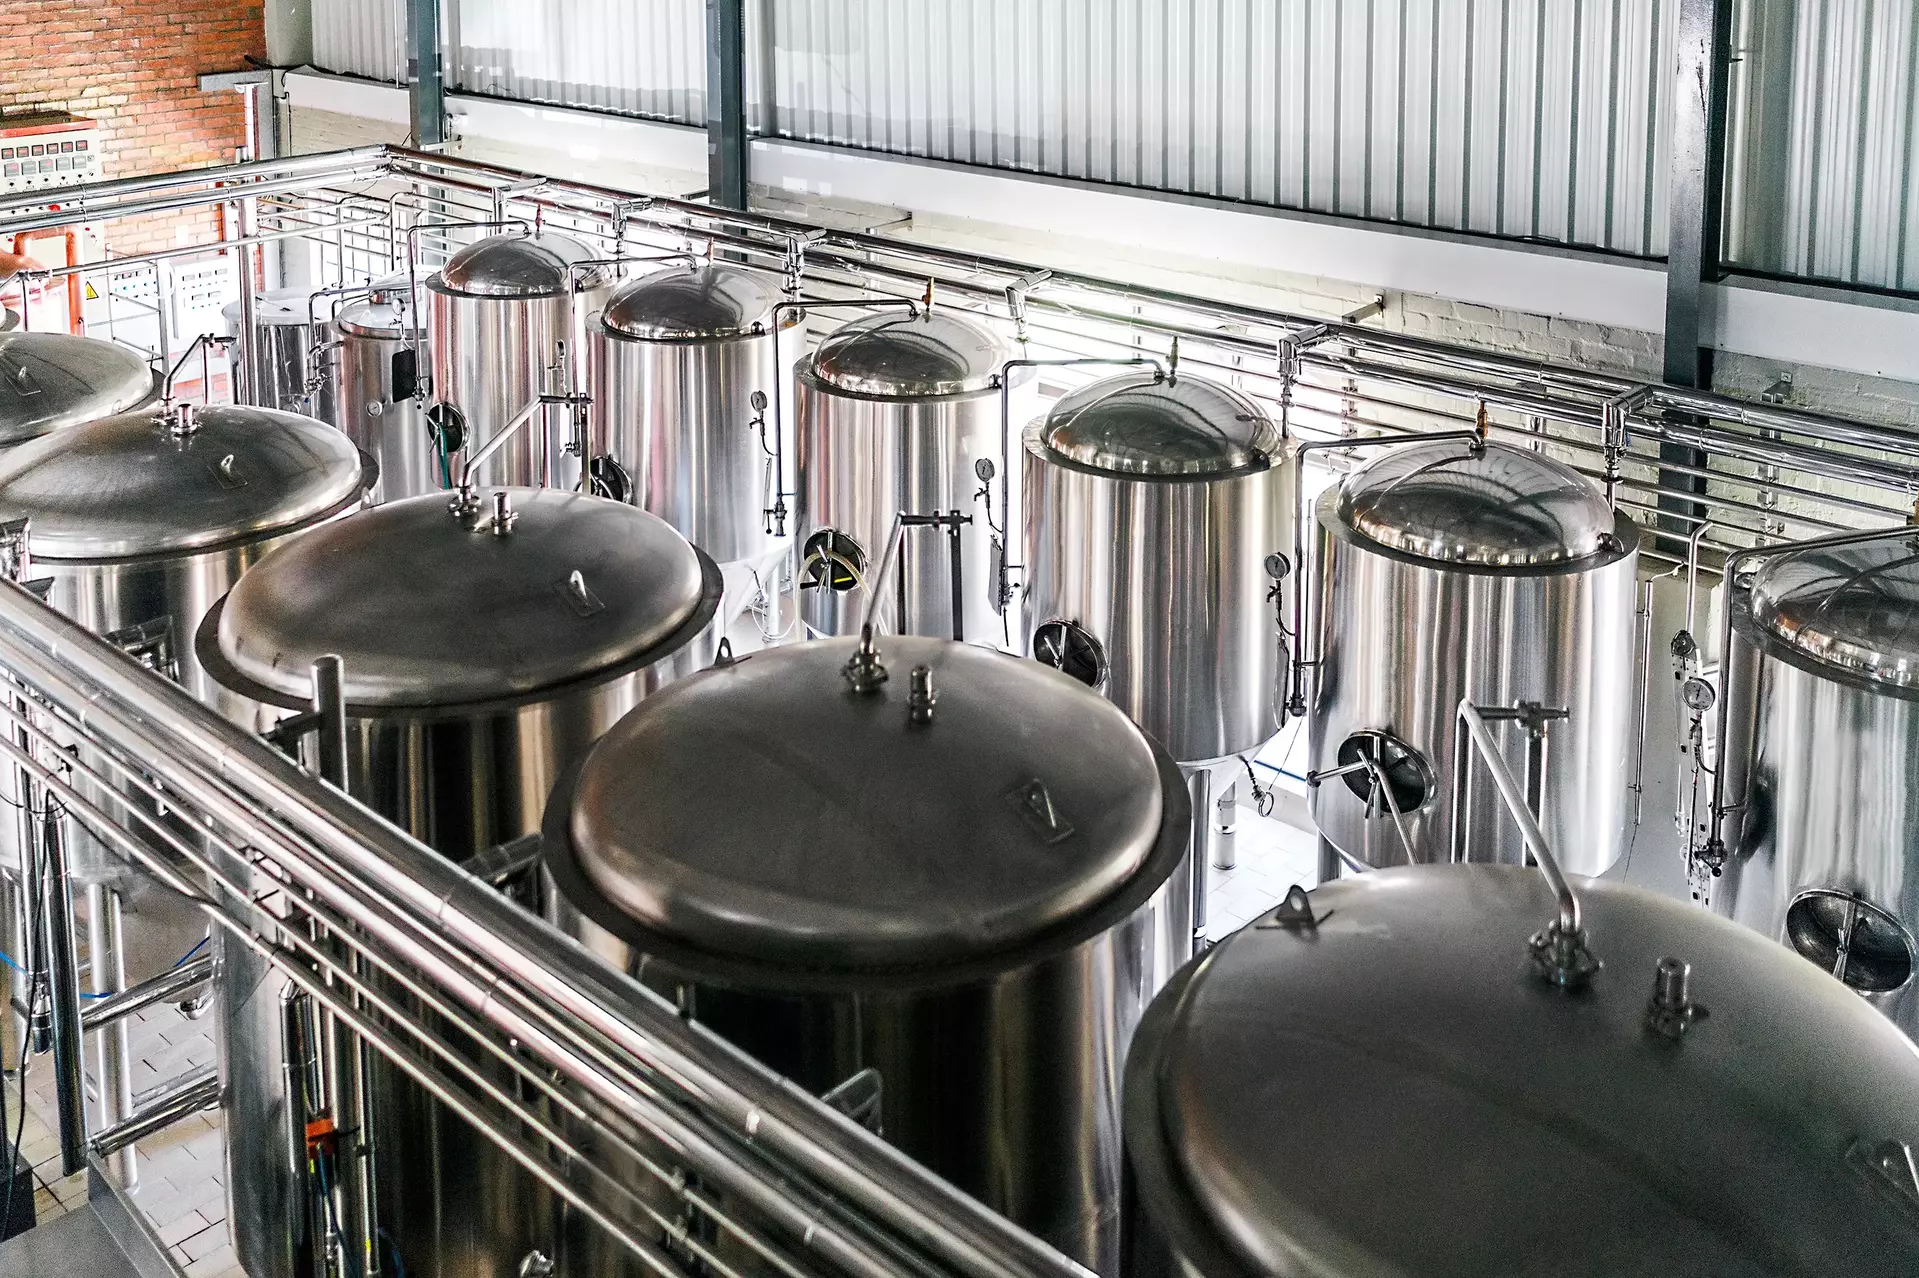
[1336,438,1623,566]
[1748,532,1919,689]
[809,309,1008,397]
[1128,865,1919,1277]
[1037,372,1282,477]
[554,636,1170,976]
[600,263,779,341]
[214,489,715,710]
[0,402,363,560]
[334,282,420,339]
[222,288,330,329]
[0,331,153,445]
[431,232,610,298]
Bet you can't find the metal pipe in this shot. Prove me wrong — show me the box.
[1185,766,1211,954]
[0,148,388,219]
[0,165,388,239]
[84,883,135,1188]
[28,216,389,283]
[230,200,260,407]
[1456,702,1579,938]
[89,1064,220,1159]
[37,803,85,1176]
[81,953,213,1031]
[309,655,347,790]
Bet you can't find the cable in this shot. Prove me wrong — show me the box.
[314,1155,363,1278]
[0,932,208,999]
[378,1227,409,1278]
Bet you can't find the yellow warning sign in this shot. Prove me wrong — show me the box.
[83,281,98,300]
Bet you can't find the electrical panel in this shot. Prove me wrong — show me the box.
[0,112,104,195]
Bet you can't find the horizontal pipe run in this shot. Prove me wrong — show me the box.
[80,954,212,1031]
[0,165,387,238]
[89,1064,219,1158]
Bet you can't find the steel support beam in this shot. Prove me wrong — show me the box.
[706,0,749,210]
[407,0,447,149]
[1660,0,1735,545]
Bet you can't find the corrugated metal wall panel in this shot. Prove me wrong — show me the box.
[751,0,1675,256]
[1725,0,1919,290]
[446,0,708,123]
[312,0,408,85]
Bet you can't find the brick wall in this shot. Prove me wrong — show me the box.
[0,0,264,256]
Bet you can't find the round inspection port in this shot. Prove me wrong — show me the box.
[1785,889,1915,995]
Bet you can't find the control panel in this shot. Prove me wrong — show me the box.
[1,112,103,195]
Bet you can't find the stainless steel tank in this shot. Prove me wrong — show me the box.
[198,488,721,1278]
[0,330,153,444]
[594,262,783,564]
[1122,863,1919,1277]
[224,289,336,419]
[334,287,429,502]
[795,308,1010,642]
[1307,439,1638,874]
[425,233,613,492]
[542,634,1194,1274]
[1020,371,1295,763]
[0,400,368,725]
[1711,531,1919,1036]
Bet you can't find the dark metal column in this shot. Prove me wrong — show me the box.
[407,0,447,149]
[707,0,749,209]
[1660,0,1735,541]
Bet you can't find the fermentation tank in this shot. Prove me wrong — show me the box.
[0,401,368,726]
[426,232,612,492]
[224,289,336,419]
[198,488,721,1278]
[1307,438,1638,874]
[334,287,429,502]
[0,330,153,443]
[542,634,1193,1273]
[795,307,1010,642]
[1711,530,1919,1037]
[1020,370,1295,762]
[1123,862,1919,1277]
[594,262,783,564]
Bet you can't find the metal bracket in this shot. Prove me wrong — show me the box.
[1258,884,1330,932]
[820,1067,883,1136]
[1340,294,1386,325]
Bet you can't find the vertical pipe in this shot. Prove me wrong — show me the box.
[1212,780,1238,872]
[1450,718,1472,864]
[38,809,85,1176]
[1524,727,1547,827]
[1316,837,1342,886]
[311,656,347,791]
[85,884,134,1189]
[1185,765,1212,955]
[946,515,964,643]
[407,0,447,149]
[230,201,259,408]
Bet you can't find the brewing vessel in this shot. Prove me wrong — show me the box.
[0,330,152,443]
[1307,438,1638,874]
[224,288,335,419]
[1712,530,1919,1037]
[199,487,721,1278]
[1123,863,1919,1277]
[1021,370,1294,763]
[795,308,1009,642]
[543,634,1193,1273]
[425,232,612,492]
[595,261,782,564]
[334,286,428,502]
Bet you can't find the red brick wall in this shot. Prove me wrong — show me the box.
[0,0,266,256]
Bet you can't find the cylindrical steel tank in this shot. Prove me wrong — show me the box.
[198,488,721,1278]
[542,635,1194,1274]
[1307,439,1638,874]
[1122,863,1919,1277]
[334,287,429,502]
[0,401,367,722]
[594,262,783,564]
[1712,532,1919,1036]
[1020,371,1295,763]
[0,401,368,886]
[224,289,336,419]
[0,330,153,444]
[795,308,1010,642]
[425,233,612,492]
